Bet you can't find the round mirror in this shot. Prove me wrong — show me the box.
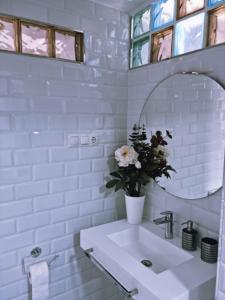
[140,73,225,200]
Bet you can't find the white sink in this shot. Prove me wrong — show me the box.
[108,226,193,274]
[80,220,217,300]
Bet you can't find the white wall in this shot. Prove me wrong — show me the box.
[128,44,225,298]
[0,0,129,299]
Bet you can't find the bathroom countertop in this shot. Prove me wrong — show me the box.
[80,220,217,300]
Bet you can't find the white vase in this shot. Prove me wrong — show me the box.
[125,195,145,225]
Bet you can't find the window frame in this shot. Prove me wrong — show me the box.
[176,0,205,20]
[0,15,18,52]
[0,13,84,64]
[129,0,225,69]
[20,20,52,57]
[151,26,174,63]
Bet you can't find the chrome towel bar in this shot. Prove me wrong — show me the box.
[84,248,138,298]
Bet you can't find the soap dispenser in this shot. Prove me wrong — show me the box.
[182,220,197,251]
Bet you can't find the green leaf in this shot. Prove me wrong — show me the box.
[115,181,123,192]
[166,130,172,139]
[106,179,119,189]
[110,171,122,178]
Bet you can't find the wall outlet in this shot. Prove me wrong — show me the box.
[68,134,98,147]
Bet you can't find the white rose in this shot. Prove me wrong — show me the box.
[154,145,169,160]
[115,146,140,168]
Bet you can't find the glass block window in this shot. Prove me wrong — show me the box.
[208,0,225,7]
[0,18,16,52]
[208,7,225,45]
[174,13,205,56]
[151,28,173,63]
[130,0,225,68]
[151,0,175,30]
[132,37,149,67]
[0,15,84,63]
[132,8,150,38]
[178,0,205,18]
[21,23,49,56]
[55,31,76,61]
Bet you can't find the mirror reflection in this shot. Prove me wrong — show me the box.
[140,73,225,199]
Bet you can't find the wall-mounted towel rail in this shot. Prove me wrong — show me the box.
[84,248,138,299]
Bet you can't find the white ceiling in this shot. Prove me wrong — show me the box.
[92,0,151,12]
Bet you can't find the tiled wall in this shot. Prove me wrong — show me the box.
[1,0,225,299]
[127,44,225,298]
[0,0,128,299]
[216,184,225,299]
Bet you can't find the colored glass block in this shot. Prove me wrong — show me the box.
[209,7,225,46]
[151,0,175,30]
[178,0,204,18]
[208,0,225,7]
[55,31,76,61]
[0,18,16,52]
[132,37,149,67]
[151,28,173,62]
[133,8,150,38]
[174,13,205,56]
[21,23,49,56]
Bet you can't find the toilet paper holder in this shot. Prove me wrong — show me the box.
[22,247,59,275]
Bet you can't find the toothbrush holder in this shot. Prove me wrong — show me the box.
[201,237,218,264]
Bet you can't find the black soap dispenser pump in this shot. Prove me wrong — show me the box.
[182,220,197,251]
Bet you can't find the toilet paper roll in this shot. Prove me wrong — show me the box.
[28,261,49,300]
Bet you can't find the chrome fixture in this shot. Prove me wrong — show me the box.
[22,247,59,275]
[153,211,173,239]
[84,248,138,298]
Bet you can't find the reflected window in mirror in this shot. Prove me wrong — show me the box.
[132,37,149,68]
[151,28,173,63]
[132,8,150,38]
[151,0,175,30]
[208,6,225,46]
[174,13,205,56]
[0,17,16,52]
[178,0,205,19]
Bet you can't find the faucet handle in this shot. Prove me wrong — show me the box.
[160,211,173,217]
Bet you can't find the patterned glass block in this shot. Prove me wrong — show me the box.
[209,7,225,46]
[133,8,150,38]
[151,0,175,30]
[174,13,205,56]
[55,31,76,61]
[208,0,225,7]
[178,0,204,18]
[151,28,173,63]
[21,23,49,56]
[132,37,149,67]
[0,18,16,52]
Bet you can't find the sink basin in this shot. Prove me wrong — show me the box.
[108,226,193,274]
[80,220,217,300]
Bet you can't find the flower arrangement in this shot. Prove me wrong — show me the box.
[106,124,175,197]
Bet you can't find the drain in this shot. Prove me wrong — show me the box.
[141,259,152,268]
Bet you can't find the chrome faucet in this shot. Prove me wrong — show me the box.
[153,211,173,239]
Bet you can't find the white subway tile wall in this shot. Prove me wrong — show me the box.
[0,0,128,299]
[127,45,225,300]
[1,0,225,299]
